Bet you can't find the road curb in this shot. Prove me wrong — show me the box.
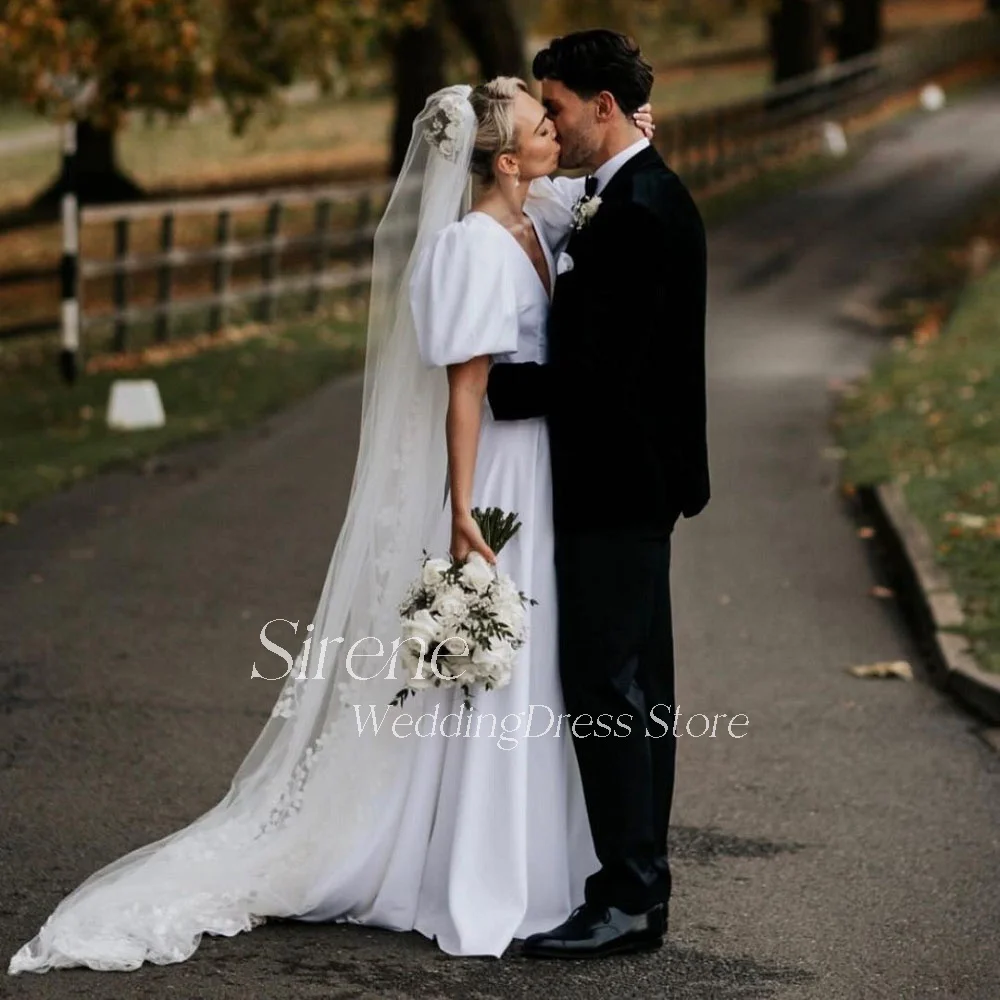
[859,479,1000,725]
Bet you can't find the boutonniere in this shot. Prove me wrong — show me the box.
[571,194,602,231]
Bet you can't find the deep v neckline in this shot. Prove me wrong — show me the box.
[468,209,554,302]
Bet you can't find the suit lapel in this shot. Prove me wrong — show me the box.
[554,146,665,309]
[563,145,663,258]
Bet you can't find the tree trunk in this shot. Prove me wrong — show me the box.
[443,0,526,80]
[837,0,883,61]
[33,120,144,207]
[389,14,446,176]
[768,0,826,84]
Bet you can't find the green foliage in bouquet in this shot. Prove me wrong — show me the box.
[470,506,522,556]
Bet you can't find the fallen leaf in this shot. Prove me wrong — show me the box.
[857,526,876,539]
[913,308,943,345]
[0,511,18,526]
[847,660,913,680]
[870,585,895,599]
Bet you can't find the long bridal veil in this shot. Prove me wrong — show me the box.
[9,85,478,975]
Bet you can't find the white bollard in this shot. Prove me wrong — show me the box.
[920,84,946,112]
[106,379,166,430]
[821,121,849,158]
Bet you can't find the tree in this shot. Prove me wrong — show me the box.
[836,0,882,62]
[0,1,427,204]
[390,4,446,176]
[388,0,527,174]
[0,0,216,204]
[768,0,826,83]
[443,0,525,80]
[0,0,528,203]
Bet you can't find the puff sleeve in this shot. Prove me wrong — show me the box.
[409,219,520,368]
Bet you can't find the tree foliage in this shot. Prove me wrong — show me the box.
[0,0,434,130]
[0,0,215,128]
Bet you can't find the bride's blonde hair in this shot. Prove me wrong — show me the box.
[469,76,529,184]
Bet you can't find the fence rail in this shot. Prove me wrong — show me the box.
[72,179,397,355]
[661,15,1000,192]
[1,16,999,353]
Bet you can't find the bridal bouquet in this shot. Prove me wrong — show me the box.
[392,508,535,709]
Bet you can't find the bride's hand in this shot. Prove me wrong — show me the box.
[633,103,656,140]
[451,512,496,565]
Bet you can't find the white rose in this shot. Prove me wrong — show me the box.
[471,639,514,687]
[432,636,471,682]
[400,608,442,667]
[421,557,451,587]
[496,598,525,634]
[459,551,495,593]
[432,586,468,623]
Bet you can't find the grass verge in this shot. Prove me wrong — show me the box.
[0,305,366,519]
[835,186,1000,673]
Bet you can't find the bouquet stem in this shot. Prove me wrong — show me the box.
[470,506,522,556]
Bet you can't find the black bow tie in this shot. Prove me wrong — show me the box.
[584,175,598,198]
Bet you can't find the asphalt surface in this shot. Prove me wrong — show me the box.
[3,87,1000,1000]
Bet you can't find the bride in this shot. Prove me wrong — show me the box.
[8,79,655,973]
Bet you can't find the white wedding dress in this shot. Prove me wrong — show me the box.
[8,84,598,973]
[297,197,597,956]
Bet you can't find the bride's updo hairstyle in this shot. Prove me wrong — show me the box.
[469,76,529,185]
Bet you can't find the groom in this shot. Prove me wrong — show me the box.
[487,30,709,957]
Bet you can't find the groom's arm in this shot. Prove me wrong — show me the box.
[486,361,553,420]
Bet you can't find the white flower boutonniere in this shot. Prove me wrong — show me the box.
[571,193,602,231]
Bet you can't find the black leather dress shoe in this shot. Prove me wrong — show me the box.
[521,902,667,959]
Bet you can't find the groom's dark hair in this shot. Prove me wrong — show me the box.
[532,29,653,116]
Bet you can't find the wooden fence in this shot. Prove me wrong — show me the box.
[73,179,396,354]
[1,15,999,353]
[660,15,1000,193]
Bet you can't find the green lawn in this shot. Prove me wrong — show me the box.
[836,221,1000,673]
[0,306,366,518]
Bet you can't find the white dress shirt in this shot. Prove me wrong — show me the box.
[592,136,651,195]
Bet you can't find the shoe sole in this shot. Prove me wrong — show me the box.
[522,935,664,960]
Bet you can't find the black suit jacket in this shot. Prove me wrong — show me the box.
[487,144,710,534]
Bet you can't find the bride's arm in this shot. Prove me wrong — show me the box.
[445,357,496,564]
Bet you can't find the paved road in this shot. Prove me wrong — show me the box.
[3,88,1000,1000]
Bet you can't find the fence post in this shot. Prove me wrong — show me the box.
[155,212,175,342]
[308,198,332,313]
[352,191,373,302]
[209,209,232,332]
[258,200,283,322]
[58,120,80,384]
[112,217,130,352]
